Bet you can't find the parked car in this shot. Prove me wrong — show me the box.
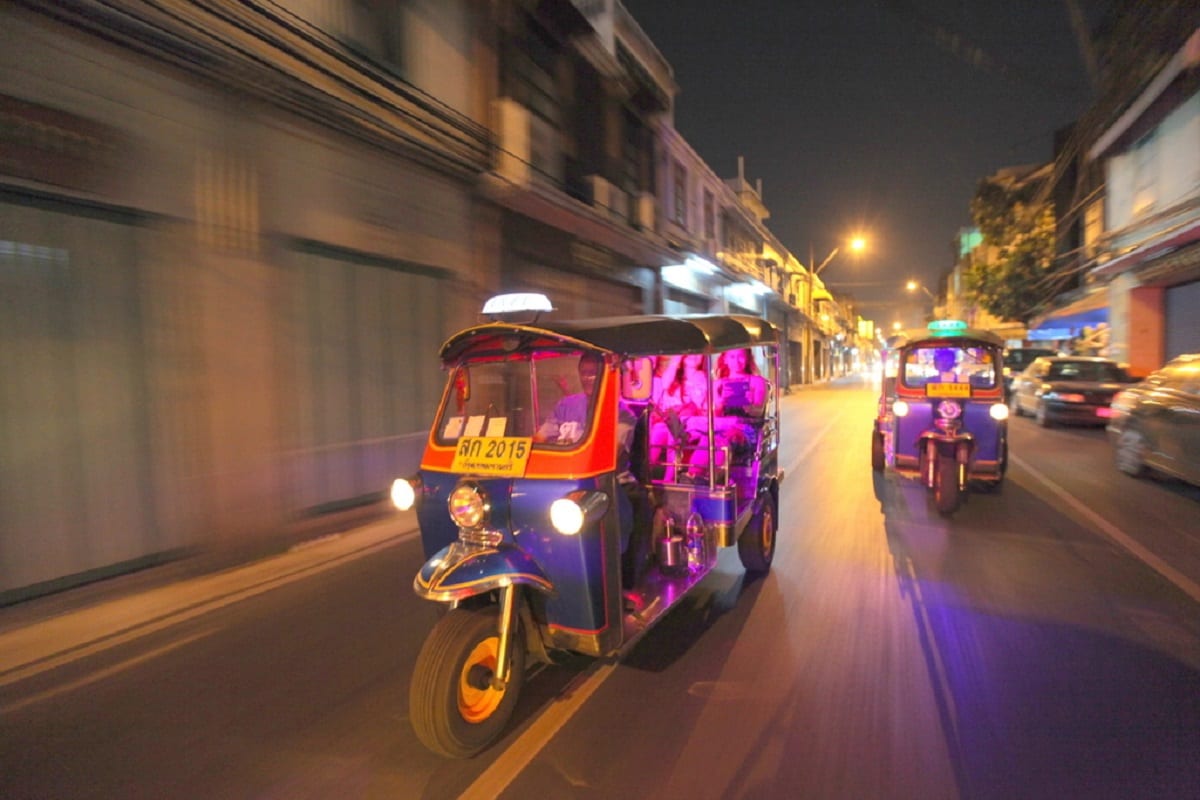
[1002,347,1057,393]
[1107,353,1200,487]
[1009,356,1135,427]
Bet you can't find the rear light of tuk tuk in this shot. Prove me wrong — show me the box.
[390,476,421,511]
[448,481,490,529]
[892,400,910,417]
[549,491,610,535]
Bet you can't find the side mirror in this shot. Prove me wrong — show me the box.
[621,357,653,401]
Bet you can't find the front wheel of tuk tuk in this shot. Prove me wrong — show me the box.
[932,452,962,515]
[409,607,526,759]
[738,493,777,575]
[871,430,885,472]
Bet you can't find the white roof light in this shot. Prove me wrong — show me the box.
[482,293,554,315]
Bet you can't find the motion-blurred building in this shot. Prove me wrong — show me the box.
[0,0,860,599]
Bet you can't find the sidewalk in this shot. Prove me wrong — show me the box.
[0,509,418,687]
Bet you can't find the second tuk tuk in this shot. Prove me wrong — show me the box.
[391,297,783,757]
[871,320,1008,514]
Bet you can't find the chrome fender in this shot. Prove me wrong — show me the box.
[413,540,555,603]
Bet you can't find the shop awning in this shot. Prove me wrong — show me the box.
[1027,292,1108,341]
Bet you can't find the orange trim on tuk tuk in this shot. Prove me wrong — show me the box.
[419,368,621,479]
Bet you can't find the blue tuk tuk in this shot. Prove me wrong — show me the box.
[872,320,1008,514]
[390,296,783,756]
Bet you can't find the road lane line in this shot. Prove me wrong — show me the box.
[457,661,619,800]
[1012,453,1200,604]
[1,628,218,714]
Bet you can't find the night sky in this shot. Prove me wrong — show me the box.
[621,0,1100,328]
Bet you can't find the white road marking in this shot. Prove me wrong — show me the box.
[1011,453,1200,604]
[1,628,218,714]
[457,661,619,800]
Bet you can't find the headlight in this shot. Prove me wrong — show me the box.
[892,399,909,417]
[989,403,1009,421]
[390,477,419,510]
[549,491,609,535]
[448,481,489,529]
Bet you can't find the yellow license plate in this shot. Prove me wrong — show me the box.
[926,382,970,398]
[450,436,532,477]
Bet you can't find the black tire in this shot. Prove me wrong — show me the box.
[933,451,961,515]
[1035,401,1052,427]
[871,430,885,472]
[1114,428,1149,477]
[738,492,776,574]
[409,607,525,758]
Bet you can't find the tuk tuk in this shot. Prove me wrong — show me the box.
[871,320,1008,514]
[391,295,783,757]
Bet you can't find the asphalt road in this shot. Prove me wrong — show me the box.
[2,375,1198,800]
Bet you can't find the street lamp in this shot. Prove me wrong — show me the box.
[804,235,869,383]
[905,279,936,302]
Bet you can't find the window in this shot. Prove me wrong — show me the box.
[703,190,715,240]
[1131,131,1156,217]
[672,160,688,226]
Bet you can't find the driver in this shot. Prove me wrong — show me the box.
[538,355,601,444]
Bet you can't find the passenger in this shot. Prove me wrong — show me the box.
[648,356,688,480]
[715,349,767,418]
[683,350,766,480]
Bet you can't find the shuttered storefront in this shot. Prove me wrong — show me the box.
[0,196,157,593]
[1165,279,1200,359]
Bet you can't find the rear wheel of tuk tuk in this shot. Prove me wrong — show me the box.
[409,607,526,758]
[932,452,961,515]
[871,430,885,472]
[738,492,776,574]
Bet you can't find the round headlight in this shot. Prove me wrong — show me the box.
[448,482,489,529]
[390,478,417,510]
[892,399,909,417]
[989,403,1010,421]
[549,498,585,535]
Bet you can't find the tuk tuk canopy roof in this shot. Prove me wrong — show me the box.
[888,324,1005,351]
[440,314,780,363]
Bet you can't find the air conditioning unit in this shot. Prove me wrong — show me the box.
[588,175,628,221]
[587,174,612,209]
[493,98,530,186]
[636,193,655,230]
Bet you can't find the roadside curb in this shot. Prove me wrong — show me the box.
[0,513,418,684]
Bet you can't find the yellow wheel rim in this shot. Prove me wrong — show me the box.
[458,636,504,723]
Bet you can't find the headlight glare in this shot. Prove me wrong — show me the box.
[390,477,418,510]
[549,491,609,535]
[550,498,585,535]
[989,403,1010,421]
[892,399,909,417]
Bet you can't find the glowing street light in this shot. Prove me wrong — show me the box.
[906,279,936,302]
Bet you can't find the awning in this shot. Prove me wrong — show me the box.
[1027,292,1108,341]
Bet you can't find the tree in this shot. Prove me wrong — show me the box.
[963,174,1057,326]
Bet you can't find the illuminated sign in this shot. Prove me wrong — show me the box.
[927,319,968,332]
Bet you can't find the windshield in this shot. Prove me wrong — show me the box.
[436,350,601,448]
[901,344,998,389]
[1046,360,1128,382]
